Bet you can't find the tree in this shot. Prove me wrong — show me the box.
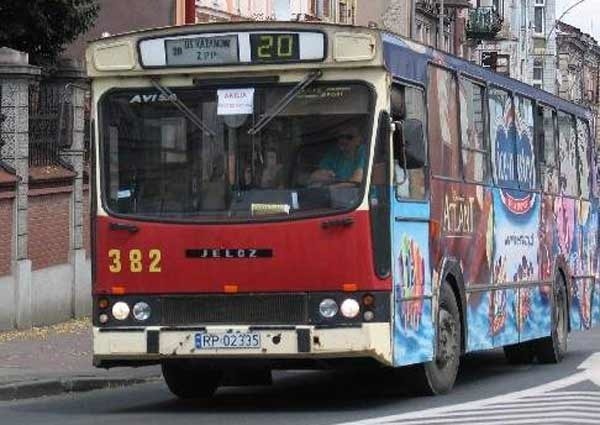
[0,0,99,66]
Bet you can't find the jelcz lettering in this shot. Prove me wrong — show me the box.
[186,248,272,259]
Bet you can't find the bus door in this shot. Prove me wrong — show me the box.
[389,84,434,366]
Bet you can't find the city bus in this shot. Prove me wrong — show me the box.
[88,21,600,398]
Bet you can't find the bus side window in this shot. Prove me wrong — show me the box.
[558,112,578,197]
[515,96,536,189]
[391,84,426,200]
[459,78,488,183]
[576,118,592,199]
[538,106,558,194]
[428,65,460,181]
[489,87,517,188]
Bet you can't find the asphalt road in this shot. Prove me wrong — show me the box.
[2,327,600,425]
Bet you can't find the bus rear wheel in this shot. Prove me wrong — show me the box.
[162,362,222,399]
[416,282,461,395]
[536,273,568,363]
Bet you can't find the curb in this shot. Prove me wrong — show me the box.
[0,376,160,401]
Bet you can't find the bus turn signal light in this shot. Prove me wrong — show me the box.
[111,286,126,295]
[98,298,109,309]
[224,284,238,293]
[342,283,358,292]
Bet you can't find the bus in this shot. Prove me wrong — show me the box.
[88,21,600,398]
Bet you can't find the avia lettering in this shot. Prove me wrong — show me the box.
[443,192,476,235]
[129,93,176,104]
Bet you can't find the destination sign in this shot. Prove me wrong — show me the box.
[250,33,300,62]
[165,35,239,66]
[140,31,326,68]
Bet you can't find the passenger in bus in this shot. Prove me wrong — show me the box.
[260,147,284,188]
[309,125,366,185]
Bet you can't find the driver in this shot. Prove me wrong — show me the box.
[309,125,366,185]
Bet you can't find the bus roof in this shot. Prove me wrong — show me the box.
[87,21,591,119]
[382,32,591,119]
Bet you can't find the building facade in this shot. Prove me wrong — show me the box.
[467,0,557,94]
[556,20,600,143]
[355,0,471,58]
[194,0,357,24]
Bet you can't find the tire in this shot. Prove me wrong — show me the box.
[535,272,568,363]
[162,362,222,399]
[503,342,535,365]
[414,282,461,395]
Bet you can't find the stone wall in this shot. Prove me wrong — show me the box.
[0,47,91,330]
[0,195,13,277]
[28,191,72,270]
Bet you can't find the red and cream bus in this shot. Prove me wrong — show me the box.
[89,21,600,398]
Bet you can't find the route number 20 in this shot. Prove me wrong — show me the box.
[108,249,162,273]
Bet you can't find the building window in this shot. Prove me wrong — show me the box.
[321,0,330,17]
[492,0,504,16]
[338,1,354,24]
[496,54,510,76]
[534,0,545,35]
[533,58,543,88]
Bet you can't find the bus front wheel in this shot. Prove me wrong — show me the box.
[162,362,222,399]
[416,282,461,395]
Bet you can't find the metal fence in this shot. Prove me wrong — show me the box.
[28,81,69,166]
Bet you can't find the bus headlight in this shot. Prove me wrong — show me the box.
[340,298,360,318]
[112,301,130,321]
[319,298,338,318]
[132,302,151,321]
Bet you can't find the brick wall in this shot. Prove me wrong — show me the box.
[0,198,13,276]
[29,191,71,271]
[83,188,90,257]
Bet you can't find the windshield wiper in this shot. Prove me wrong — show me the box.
[151,79,216,136]
[247,69,322,136]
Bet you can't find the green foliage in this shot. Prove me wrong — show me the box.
[0,0,99,65]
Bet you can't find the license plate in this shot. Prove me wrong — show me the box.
[195,331,261,349]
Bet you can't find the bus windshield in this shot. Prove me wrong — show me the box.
[100,82,373,221]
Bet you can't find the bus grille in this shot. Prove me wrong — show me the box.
[161,294,308,325]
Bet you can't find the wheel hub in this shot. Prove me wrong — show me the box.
[437,310,458,369]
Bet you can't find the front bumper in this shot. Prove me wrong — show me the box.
[93,323,392,366]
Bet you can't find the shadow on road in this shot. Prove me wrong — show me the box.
[4,347,590,422]
[111,348,573,414]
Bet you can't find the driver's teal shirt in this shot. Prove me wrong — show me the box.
[319,145,367,180]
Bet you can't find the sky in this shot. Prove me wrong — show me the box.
[556,0,600,40]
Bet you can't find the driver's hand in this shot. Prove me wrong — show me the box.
[310,169,335,183]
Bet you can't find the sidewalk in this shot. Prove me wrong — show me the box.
[0,318,160,401]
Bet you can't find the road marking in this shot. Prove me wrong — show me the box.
[335,353,600,425]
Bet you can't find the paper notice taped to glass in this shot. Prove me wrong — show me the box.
[217,88,255,115]
[251,203,290,215]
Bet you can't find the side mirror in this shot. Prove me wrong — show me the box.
[393,118,426,169]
